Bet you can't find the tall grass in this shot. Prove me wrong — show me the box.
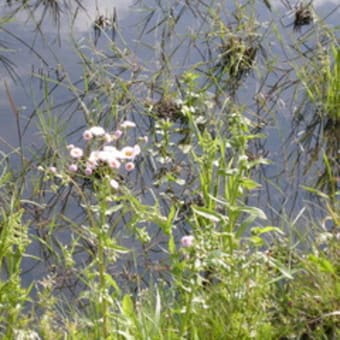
[0,0,339,338]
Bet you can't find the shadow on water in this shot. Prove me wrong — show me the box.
[0,0,339,310]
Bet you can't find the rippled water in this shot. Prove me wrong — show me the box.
[1,1,338,207]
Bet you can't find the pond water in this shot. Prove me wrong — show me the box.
[0,0,339,293]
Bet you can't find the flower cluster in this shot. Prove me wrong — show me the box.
[65,123,141,190]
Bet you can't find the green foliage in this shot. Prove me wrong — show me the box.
[0,157,32,338]
[298,43,340,122]
[0,1,339,339]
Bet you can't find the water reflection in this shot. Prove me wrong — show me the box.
[1,2,338,203]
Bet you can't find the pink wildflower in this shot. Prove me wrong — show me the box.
[120,120,136,128]
[110,179,119,190]
[104,133,113,143]
[68,164,78,172]
[97,150,112,162]
[120,146,135,159]
[88,151,100,167]
[103,146,118,153]
[89,126,105,137]
[134,144,141,156]
[83,130,93,141]
[107,158,121,169]
[181,235,194,248]
[125,162,135,171]
[84,167,93,176]
[48,166,57,174]
[70,147,84,159]
[120,145,140,160]
[113,129,123,140]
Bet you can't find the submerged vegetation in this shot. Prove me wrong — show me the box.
[0,0,339,338]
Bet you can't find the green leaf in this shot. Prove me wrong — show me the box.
[122,294,135,318]
[104,204,124,216]
[241,178,260,190]
[192,206,222,223]
[154,288,161,326]
[301,185,329,199]
[250,235,264,247]
[241,206,267,220]
[168,233,176,255]
[308,255,336,274]
[179,144,192,154]
[268,258,294,280]
[103,238,129,253]
[251,226,283,236]
[104,273,121,294]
